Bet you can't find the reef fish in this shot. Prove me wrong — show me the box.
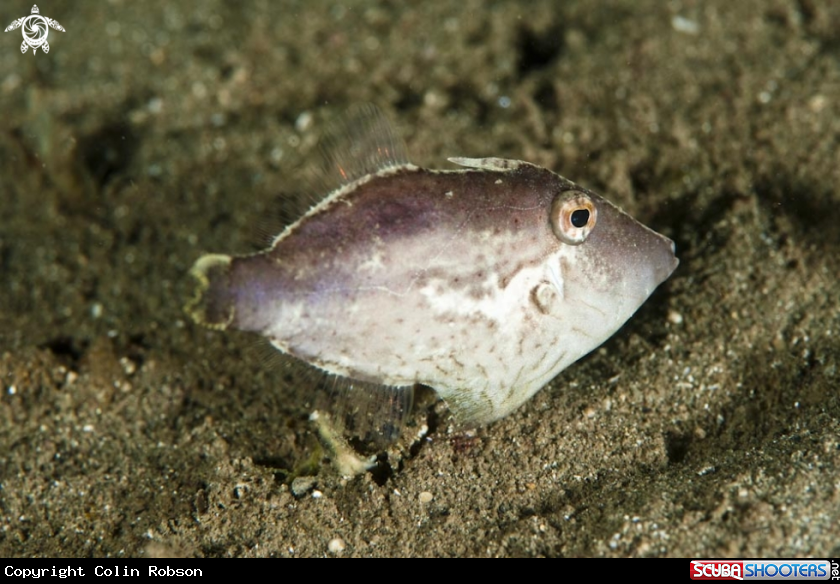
[187,107,678,428]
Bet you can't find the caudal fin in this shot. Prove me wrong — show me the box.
[185,254,236,330]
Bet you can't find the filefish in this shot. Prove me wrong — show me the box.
[186,106,678,429]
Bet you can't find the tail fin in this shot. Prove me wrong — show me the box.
[185,254,236,330]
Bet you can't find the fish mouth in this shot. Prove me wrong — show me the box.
[657,236,679,286]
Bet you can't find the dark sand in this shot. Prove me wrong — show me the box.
[1,0,838,557]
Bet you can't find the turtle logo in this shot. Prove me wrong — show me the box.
[5,5,65,55]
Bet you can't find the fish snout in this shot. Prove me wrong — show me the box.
[653,234,679,287]
[587,208,679,303]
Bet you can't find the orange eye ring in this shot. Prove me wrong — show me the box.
[550,191,597,245]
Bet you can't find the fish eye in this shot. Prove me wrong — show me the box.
[570,209,590,228]
[550,191,597,245]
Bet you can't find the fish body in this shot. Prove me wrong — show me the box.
[188,110,678,427]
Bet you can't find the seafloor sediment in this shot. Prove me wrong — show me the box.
[1,0,838,557]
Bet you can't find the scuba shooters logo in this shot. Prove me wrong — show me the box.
[692,562,745,580]
[690,560,836,580]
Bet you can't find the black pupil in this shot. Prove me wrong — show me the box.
[570,208,590,228]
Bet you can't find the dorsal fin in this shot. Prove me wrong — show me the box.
[447,157,536,171]
[257,105,407,248]
[317,104,410,189]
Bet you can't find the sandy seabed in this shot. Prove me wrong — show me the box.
[1,0,838,557]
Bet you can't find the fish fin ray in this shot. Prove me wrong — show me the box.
[441,388,499,429]
[315,104,410,190]
[185,254,235,330]
[447,157,536,172]
[314,372,414,450]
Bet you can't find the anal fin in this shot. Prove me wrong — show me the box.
[315,373,414,450]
